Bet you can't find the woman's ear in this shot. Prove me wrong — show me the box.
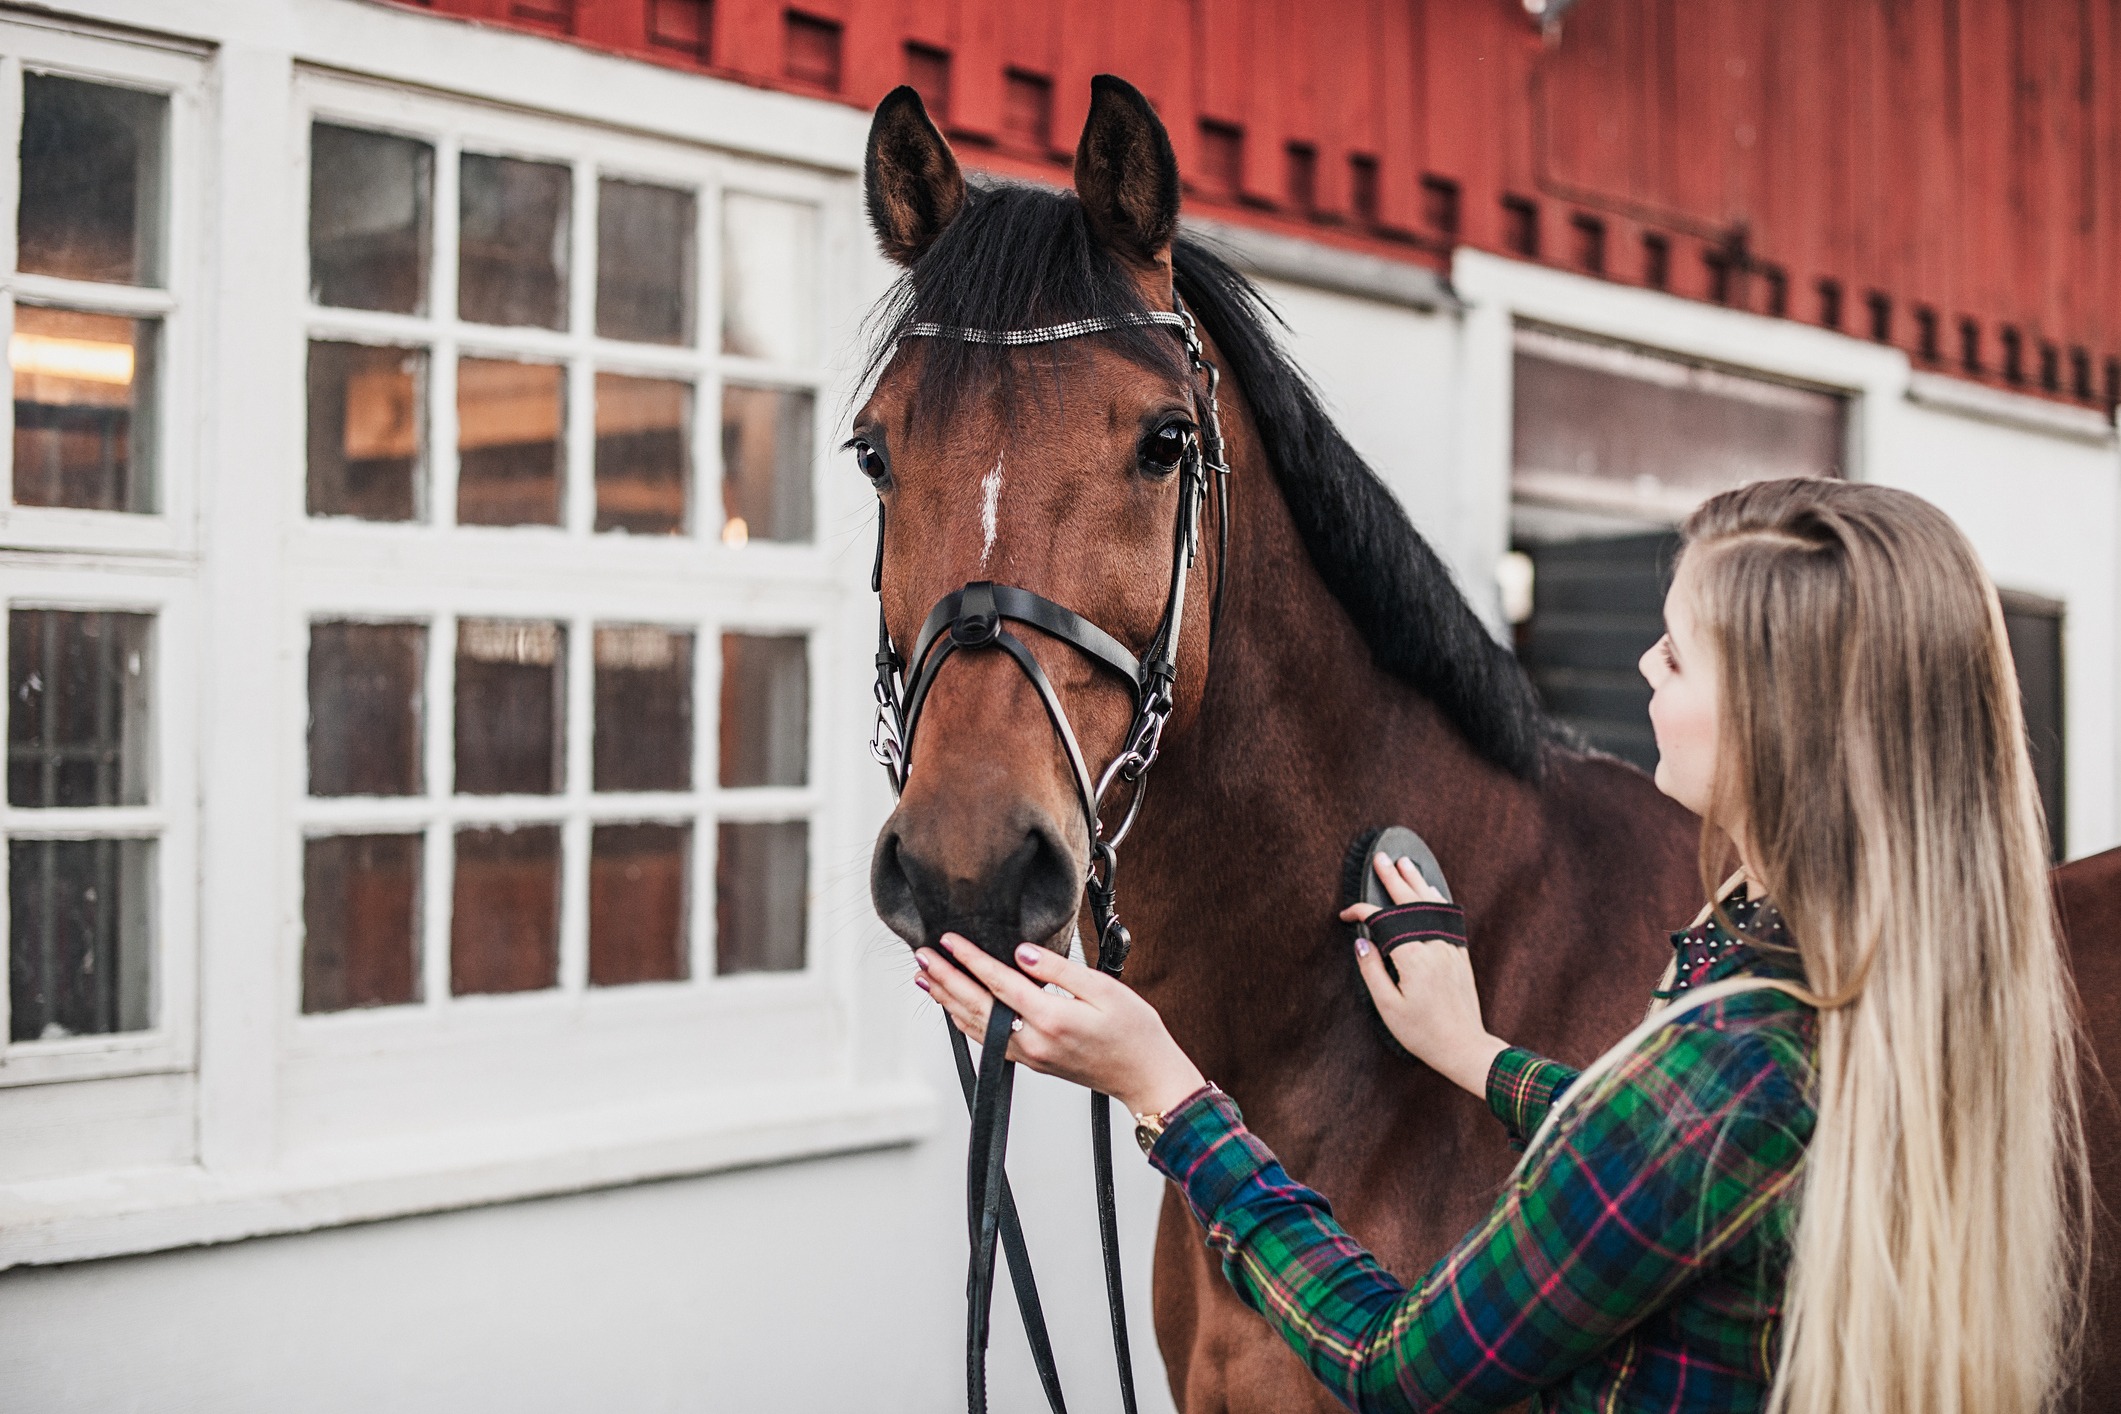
[1072,75,1181,266]
[865,86,966,267]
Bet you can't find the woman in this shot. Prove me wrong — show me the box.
[915,477,2086,1413]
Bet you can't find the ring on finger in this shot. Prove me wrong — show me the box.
[1011,1017,1024,1033]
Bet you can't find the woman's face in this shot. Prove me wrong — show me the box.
[1639,559,1724,826]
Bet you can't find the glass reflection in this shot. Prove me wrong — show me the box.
[309,124,434,314]
[715,820,806,974]
[308,620,425,798]
[7,609,152,809]
[451,824,560,994]
[9,838,154,1040]
[454,619,565,796]
[720,384,813,543]
[12,305,157,513]
[721,193,816,364]
[308,341,425,521]
[457,357,563,527]
[589,822,690,986]
[594,373,688,535]
[17,74,166,287]
[597,179,694,345]
[459,153,571,329]
[594,624,692,792]
[303,833,422,1012]
[719,633,806,788]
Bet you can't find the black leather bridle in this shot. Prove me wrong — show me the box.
[867,295,1230,1414]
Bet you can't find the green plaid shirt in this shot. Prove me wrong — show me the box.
[1150,895,1815,1413]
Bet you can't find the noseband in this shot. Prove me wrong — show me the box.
[867,296,1230,1414]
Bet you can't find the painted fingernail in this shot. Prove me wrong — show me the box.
[912,952,930,972]
[1355,938,1371,956]
[914,975,932,992]
[1016,943,1042,967]
[939,933,962,952]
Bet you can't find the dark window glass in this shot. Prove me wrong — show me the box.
[590,822,690,985]
[715,820,805,974]
[8,609,151,808]
[309,124,433,314]
[2001,593,2066,863]
[308,621,425,797]
[719,633,806,787]
[450,825,560,994]
[596,179,694,345]
[454,619,565,795]
[17,74,166,286]
[720,384,813,543]
[307,341,425,521]
[1002,70,1053,151]
[783,11,843,90]
[12,305,157,512]
[458,153,570,330]
[9,838,153,1040]
[594,373,688,535]
[457,357,563,527]
[302,833,421,1012]
[594,625,692,792]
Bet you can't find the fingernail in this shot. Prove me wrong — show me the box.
[1397,855,1414,869]
[939,933,961,953]
[1016,943,1042,967]
[912,952,930,972]
[914,975,931,992]
[1355,938,1371,956]
[1375,851,1391,864]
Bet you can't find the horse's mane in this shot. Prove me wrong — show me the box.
[863,181,1554,778]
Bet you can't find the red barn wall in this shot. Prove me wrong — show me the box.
[391,0,2121,410]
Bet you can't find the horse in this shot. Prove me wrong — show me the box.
[855,76,2121,1411]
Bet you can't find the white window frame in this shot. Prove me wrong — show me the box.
[275,75,880,1164]
[0,19,203,557]
[0,20,204,1091]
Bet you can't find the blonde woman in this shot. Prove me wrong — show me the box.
[917,477,2086,1413]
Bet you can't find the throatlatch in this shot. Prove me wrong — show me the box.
[868,294,1230,1414]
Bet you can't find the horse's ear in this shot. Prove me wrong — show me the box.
[1073,75,1181,265]
[865,86,966,267]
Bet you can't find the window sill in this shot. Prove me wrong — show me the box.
[0,1077,934,1271]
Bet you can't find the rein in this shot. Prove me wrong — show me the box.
[867,294,1231,1414]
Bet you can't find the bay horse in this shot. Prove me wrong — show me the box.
[856,77,2121,1411]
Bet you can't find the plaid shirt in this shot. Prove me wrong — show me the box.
[1150,892,1815,1413]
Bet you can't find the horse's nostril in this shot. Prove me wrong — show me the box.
[1011,825,1079,950]
[870,817,1083,955]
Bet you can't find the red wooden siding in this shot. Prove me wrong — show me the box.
[389,0,2121,410]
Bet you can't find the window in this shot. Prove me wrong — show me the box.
[1,28,200,1090]
[290,79,838,1154]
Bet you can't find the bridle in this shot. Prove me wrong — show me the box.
[867,293,1231,1414]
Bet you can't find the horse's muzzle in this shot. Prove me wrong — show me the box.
[871,810,1081,958]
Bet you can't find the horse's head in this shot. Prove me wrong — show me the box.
[857,77,1220,958]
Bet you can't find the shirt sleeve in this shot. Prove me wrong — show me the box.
[1483,1047,1579,1149]
[1148,1022,1811,1414]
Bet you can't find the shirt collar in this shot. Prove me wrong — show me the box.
[1657,883,1807,999]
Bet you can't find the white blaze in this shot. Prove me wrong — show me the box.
[978,452,1004,568]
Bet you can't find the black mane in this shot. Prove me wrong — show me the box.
[863,181,1554,778]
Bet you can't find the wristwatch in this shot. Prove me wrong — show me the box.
[1133,1083,1217,1156]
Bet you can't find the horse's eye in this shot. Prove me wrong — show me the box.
[1139,422,1191,475]
[851,439,889,483]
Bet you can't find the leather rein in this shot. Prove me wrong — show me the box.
[867,294,1231,1414]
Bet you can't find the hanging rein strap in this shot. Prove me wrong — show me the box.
[869,294,1231,1414]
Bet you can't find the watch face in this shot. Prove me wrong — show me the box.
[1134,1121,1159,1156]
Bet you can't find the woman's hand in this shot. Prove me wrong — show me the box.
[1339,853,1509,1099]
[915,935,1207,1119]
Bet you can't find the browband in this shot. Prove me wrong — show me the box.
[900,310,1188,346]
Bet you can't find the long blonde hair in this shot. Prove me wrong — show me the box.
[1527,479,2087,1412]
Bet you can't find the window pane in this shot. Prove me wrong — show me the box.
[451,824,559,994]
[597,179,694,345]
[590,822,689,986]
[716,820,805,974]
[455,619,565,795]
[720,384,813,543]
[12,305,158,513]
[594,624,692,791]
[309,124,434,314]
[459,153,570,330]
[719,633,806,787]
[9,838,153,1040]
[309,621,425,797]
[17,75,166,286]
[303,833,421,1012]
[308,341,425,521]
[457,357,563,526]
[721,193,815,364]
[594,373,688,535]
[8,610,151,808]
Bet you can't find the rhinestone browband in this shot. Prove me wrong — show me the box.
[899,310,1189,345]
